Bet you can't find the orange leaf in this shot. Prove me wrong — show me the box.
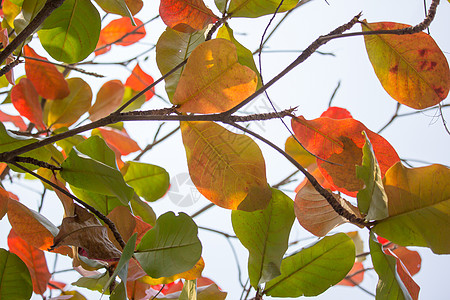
[337,261,364,286]
[173,39,257,114]
[133,216,152,245]
[393,247,421,276]
[89,80,125,121]
[125,63,154,101]
[0,186,9,220]
[139,257,205,285]
[95,126,141,155]
[320,106,352,119]
[24,45,70,100]
[106,206,136,249]
[8,229,51,295]
[0,110,27,130]
[159,0,218,33]
[7,199,57,250]
[385,248,420,299]
[11,78,46,130]
[291,114,400,196]
[294,181,362,236]
[362,21,450,109]
[181,121,271,211]
[50,175,75,217]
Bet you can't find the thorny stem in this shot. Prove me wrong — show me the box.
[10,162,126,250]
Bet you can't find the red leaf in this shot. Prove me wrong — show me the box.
[320,106,353,119]
[291,112,400,196]
[48,280,67,290]
[393,247,421,276]
[385,248,420,299]
[159,0,218,33]
[125,63,154,101]
[96,127,141,155]
[11,78,46,130]
[338,261,364,286]
[24,45,70,100]
[95,17,146,55]
[8,229,51,295]
[0,110,27,130]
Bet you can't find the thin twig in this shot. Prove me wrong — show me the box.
[328,80,341,107]
[191,203,215,218]
[21,55,104,77]
[272,169,299,189]
[133,125,180,161]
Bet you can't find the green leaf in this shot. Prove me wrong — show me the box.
[373,163,450,254]
[0,122,51,171]
[123,161,170,202]
[104,233,137,293]
[94,0,133,22]
[70,186,125,216]
[179,279,197,300]
[369,232,418,300]
[72,271,112,294]
[38,0,101,63]
[356,131,388,220]
[227,0,299,18]
[0,248,33,300]
[217,24,262,89]
[232,188,295,288]
[156,26,205,101]
[44,78,92,129]
[264,233,355,297]
[135,212,202,278]
[61,149,134,204]
[130,194,156,226]
[110,281,127,300]
[76,135,117,168]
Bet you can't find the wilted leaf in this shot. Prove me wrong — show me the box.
[159,0,218,33]
[227,0,299,18]
[264,233,355,297]
[89,80,125,121]
[38,0,101,63]
[370,232,419,300]
[135,212,202,278]
[7,199,59,250]
[8,229,51,295]
[24,45,70,100]
[45,77,92,129]
[60,149,134,204]
[51,204,122,260]
[0,110,27,130]
[374,163,450,254]
[294,181,362,237]
[173,39,257,114]
[362,21,450,109]
[11,78,46,130]
[123,161,170,202]
[232,188,295,287]
[291,114,400,197]
[156,26,205,100]
[125,63,154,101]
[94,127,141,156]
[181,121,271,211]
[0,249,33,299]
[356,131,389,220]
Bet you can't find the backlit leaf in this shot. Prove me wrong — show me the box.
[135,212,202,278]
[11,77,46,130]
[284,135,316,169]
[123,161,170,202]
[45,77,92,129]
[94,0,133,19]
[227,0,299,18]
[373,163,450,254]
[75,135,117,168]
[0,110,27,131]
[232,188,295,287]
[72,271,112,294]
[69,186,125,216]
[51,204,122,260]
[362,21,450,109]
[179,279,196,299]
[337,261,364,286]
[125,63,154,101]
[89,80,125,121]
[38,0,101,63]
[24,45,70,100]
[320,106,353,119]
[124,0,143,15]
[264,233,355,297]
[294,181,362,237]
[356,131,389,220]
[181,121,271,211]
[156,26,205,100]
[138,258,204,286]
[130,195,156,226]
[94,127,141,156]
[8,229,51,295]
[0,249,33,299]
[0,28,14,85]
[2,0,22,28]
[291,114,400,197]
[0,187,8,220]
[370,232,419,300]
[106,206,136,250]
[393,247,421,276]
[7,199,59,250]
[159,0,218,33]
[61,149,134,204]
[173,39,257,114]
